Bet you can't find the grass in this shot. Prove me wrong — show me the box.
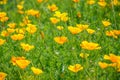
[0,0,120,80]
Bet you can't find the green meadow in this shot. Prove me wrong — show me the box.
[0,0,120,80]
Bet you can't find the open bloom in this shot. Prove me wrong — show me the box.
[68,26,82,34]
[54,36,68,44]
[106,30,120,39]
[98,0,107,7]
[25,9,40,17]
[68,64,83,73]
[11,34,24,41]
[0,39,6,46]
[80,41,101,50]
[48,4,58,11]
[102,20,111,27]
[86,28,95,34]
[99,53,120,72]
[11,56,30,69]
[26,24,37,34]
[98,62,109,69]
[20,43,34,51]
[8,22,16,29]
[31,67,43,75]
[50,17,60,24]
[0,12,9,22]
[0,72,7,80]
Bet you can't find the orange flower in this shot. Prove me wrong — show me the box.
[0,72,7,80]
[1,30,9,37]
[31,67,43,75]
[54,36,68,44]
[80,41,101,50]
[37,0,43,3]
[106,30,118,38]
[73,0,79,3]
[68,64,83,73]
[98,62,109,69]
[11,56,30,69]
[104,54,120,63]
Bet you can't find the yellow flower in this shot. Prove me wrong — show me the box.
[98,62,109,69]
[20,43,34,51]
[1,30,9,37]
[15,28,26,34]
[68,26,82,34]
[17,5,23,10]
[26,24,37,34]
[106,30,118,38]
[48,4,58,12]
[98,0,107,7]
[0,39,6,46]
[25,9,40,17]
[73,0,79,3]
[0,0,7,4]
[0,12,8,22]
[60,13,69,22]
[80,41,101,50]
[86,28,95,34]
[57,26,64,30]
[31,67,43,75]
[54,11,62,18]
[11,34,24,41]
[50,17,60,24]
[76,24,89,31]
[111,0,119,5]
[16,60,30,69]
[68,64,83,73]
[21,16,31,26]
[54,36,68,44]
[11,56,30,69]
[79,53,89,58]
[87,0,95,5]
[11,56,26,65]
[0,72,7,80]
[7,28,15,34]
[102,20,111,27]
[8,22,16,28]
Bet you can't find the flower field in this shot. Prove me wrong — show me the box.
[0,0,120,80]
